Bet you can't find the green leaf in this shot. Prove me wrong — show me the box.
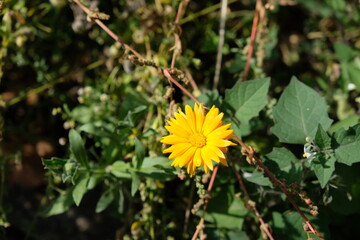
[42,157,67,174]
[69,129,89,169]
[334,42,353,61]
[334,124,360,165]
[135,137,145,169]
[271,210,330,240]
[224,78,270,125]
[131,172,140,197]
[272,77,333,144]
[244,170,272,187]
[314,124,331,150]
[62,160,79,184]
[96,189,114,213]
[110,161,131,179]
[41,189,74,217]
[311,154,336,188]
[329,115,360,134]
[72,173,90,206]
[264,147,302,185]
[203,186,247,229]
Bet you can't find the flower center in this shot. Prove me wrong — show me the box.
[189,133,206,148]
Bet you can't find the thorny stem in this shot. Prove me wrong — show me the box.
[73,0,144,59]
[234,137,325,240]
[242,0,262,82]
[191,165,219,240]
[213,0,228,90]
[231,159,275,240]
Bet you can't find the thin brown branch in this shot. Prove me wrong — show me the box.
[185,69,199,92]
[242,0,262,81]
[231,159,274,240]
[191,165,219,240]
[233,137,325,240]
[213,0,228,90]
[170,0,188,69]
[73,0,144,59]
[163,69,201,104]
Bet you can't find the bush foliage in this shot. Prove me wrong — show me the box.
[1,0,360,239]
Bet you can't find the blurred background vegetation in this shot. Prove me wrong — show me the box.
[1,0,360,239]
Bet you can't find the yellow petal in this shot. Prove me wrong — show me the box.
[165,125,190,138]
[200,148,214,171]
[193,148,202,167]
[206,129,234,141]
[161,135,189,145]
[174,112,194,134]
[194,103,205,132]
[176,147,197,168]
[219,157,228,167]
[202,112,224,136]
[168,143,192,159]
[185,105,196,132]
[163,142,191,155]
[207,139,236,147]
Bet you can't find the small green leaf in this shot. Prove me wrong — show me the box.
[135,137,145,169]
[110,161,131,179]
[334,124,360,165]
[62,160,79,184]
[272,77,333,144]
[131,172,140,196]
[69,129,89,169]
[314,124,331,150]
[96,190,114,213]
[311,154,336,188]
[42,157,68,174]
[224,78,270,125]
[72,173,90,206]
[41,189,74,217]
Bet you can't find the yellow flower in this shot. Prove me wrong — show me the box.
[161,103,236,176]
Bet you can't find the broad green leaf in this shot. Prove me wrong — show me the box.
[110,161,131,179]
[272,77,333,144]
[96,190,114,213]
[314,124,331,150]
[203,185,246,229]
[244,170,272,187]
[72,173,90,206]
[135,137,145,169]
[271,210,330,240]
[131,172,140,196]
[334,124,360,165]
[224,78,270,125]
[42,157,67,174]
[264,147,302,185]
[69,129,89,169]
[41,189,74,217]
[329,115,360,134]
[311,154,336,188]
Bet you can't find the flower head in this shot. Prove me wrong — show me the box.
[161,103,236,176]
